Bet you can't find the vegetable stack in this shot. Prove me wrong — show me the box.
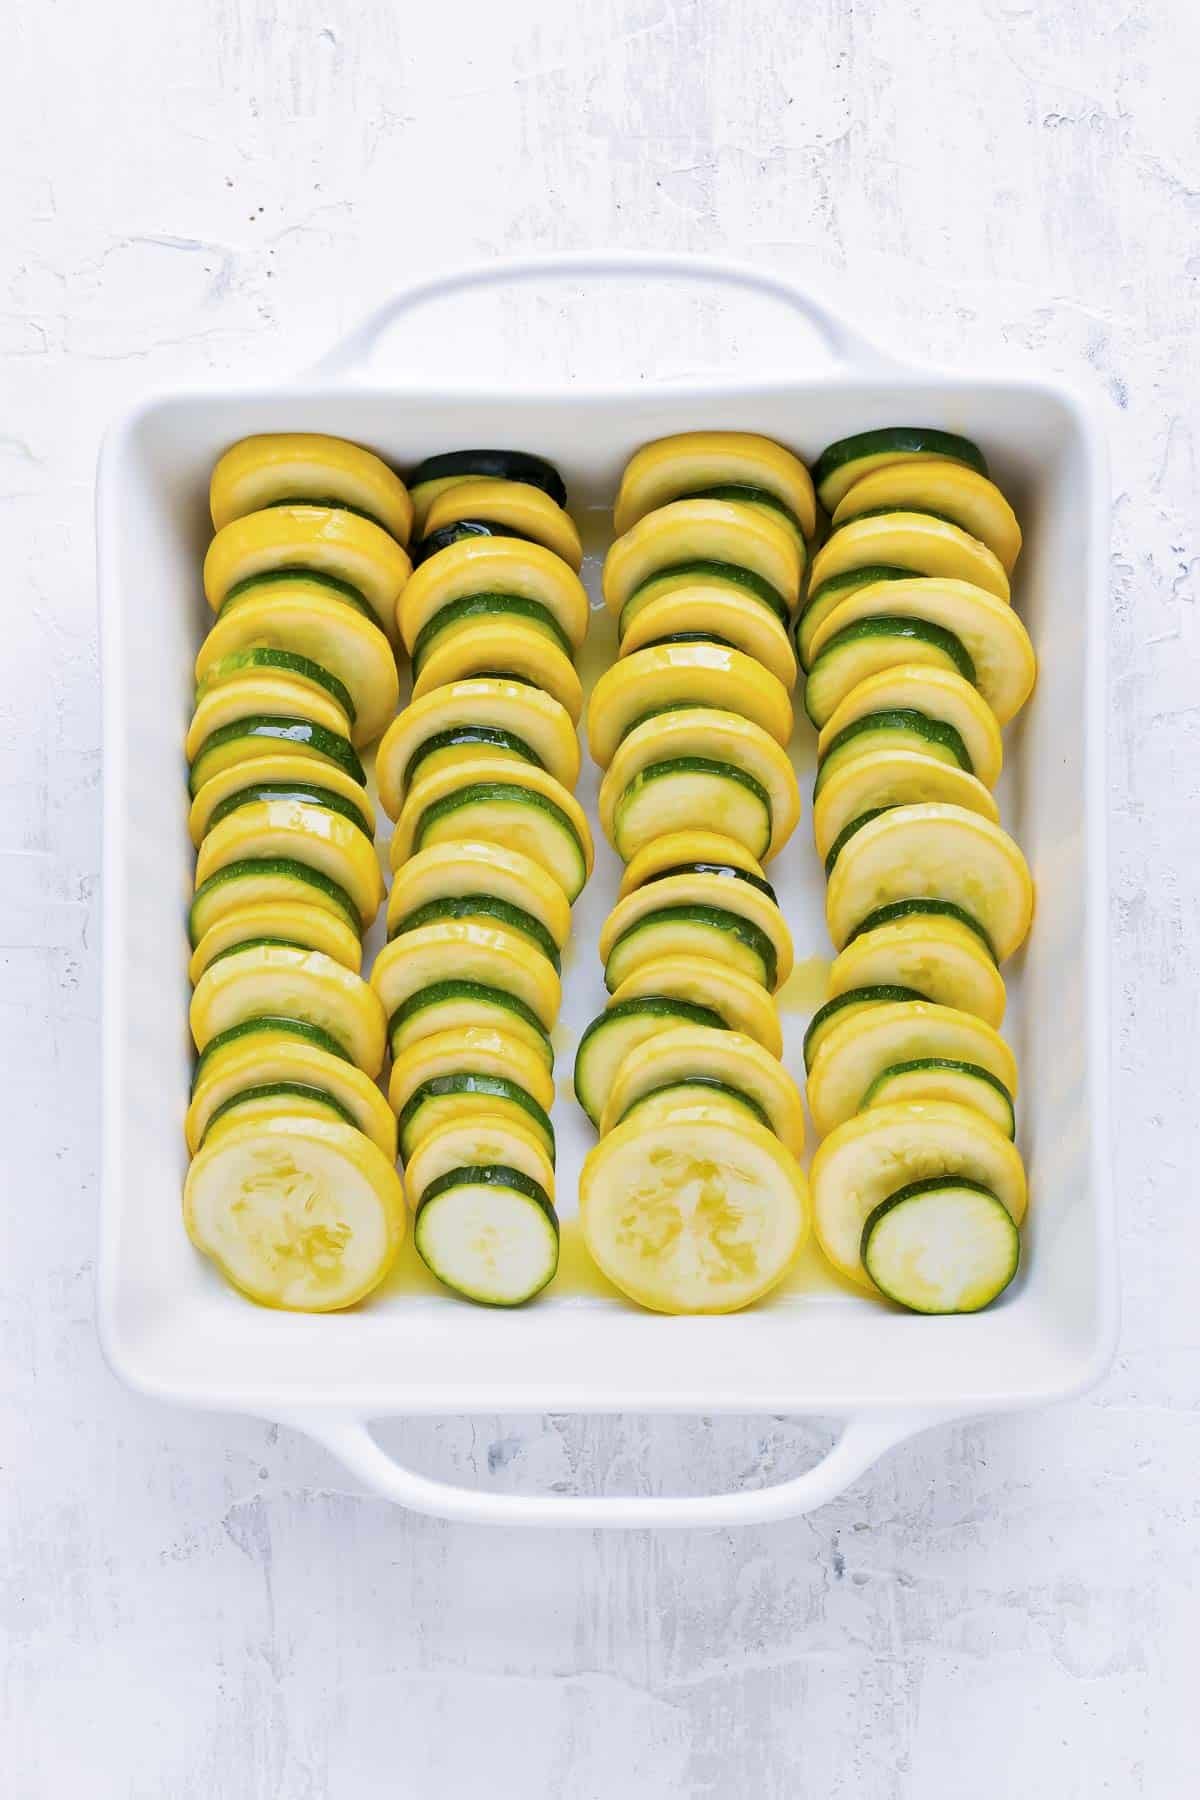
[183,434,410,1310]
[575,433,813,1314]
[801,428,1036,1313]
[372,450,592,1305]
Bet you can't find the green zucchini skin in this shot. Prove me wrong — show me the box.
[679,484,808,541]
[197,649,357,727]
[860,1176,1019,1315]
[414,1165,560,1308]
[803,617,977,729]
[860,1057,1016,1138]
[413,782,587,898]
[413,520,539,565]
[604,904,778,992]
[397,1074,556,1163]
[642,861,778,902]
[189,857,362,946]
[411,593,574,671]
[618,1076,771,1130]
[845,898,998,961]
[823,808,893,877]
[573,996,726,1125]
[199,1080,358,1144]
[191,1015,353,1092]
[387,980,554,1065]
[613,757,773,862]
[814,709,973,795]
[402,725,543,790]
[794,566,912,667]
[406,449,566,507]
[802,984,927,1070]
[188,716,366,795]
[390,896,562,972]
[221,567,376,621]
[204,781,374,842]
[811,428,988,509]
[620,558,792,631]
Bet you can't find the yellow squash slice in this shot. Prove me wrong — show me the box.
[817,664,1003,790]
[603,498,802,616]
[422,478,583,571]
[806,998,1017,1136]
[385,840,571,953]
[397,536,589,652]
[371,918,561,1033]
[204,505,411,639]
[810,1100,1026,1290]
[189,900,363,983]
[184,1115,405,1312]
[187,751,374,847]
[210,433,413,543]
[185,1032,397,1158]
[195,801,384,926]
[389,757,593,900]
[825,803,1034,961]
[618,581,798,688]
[189,943,387,1076]
[618,830,767,896]
[580,1113,808,1314]
[403,1112,555,1211]
[829,911,1006,1027]
[608,955,783,1056]
[600,1023,805,1155]
[410,619,583,722]
[375,677,580,817]
[600,868,792,992]
[614,430,817,541]
[832,462,1021,573]
[814,749,999,864]
[388,1026,556,1120]
[185,673,349,760]
[809,511,1010,602]
[587,641,793,765]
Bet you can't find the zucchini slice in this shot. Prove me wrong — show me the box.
[804,619,975,730]
[825,803,1034,960]
[184,1030,396,1158]
[188,714,364,796]
[611,758,773,865]
[833,462,1020,573]
[806,997,1017,1136]
[203,505,411,639]
[385,840,571,954]
[614,431,817,541]
[860,1177,1020,1313]
[601,867,791,989]
[414,1167,558,1305]
[410,593,573,673]
[796,566,912,669]
[815,709,972,793]
[407,449,566,533]
[196,647,357,735]
[198,1082,360,1146]
[421,478,582,571]
[194,583,398,748]
[603,902,777,992]
[608,954,783,1056]
[817,665,1002,789]
[397,1073,555,1166]
[388,896,562,974]
[189,900,363,982]
[375,677,579,818]
[397,535,588,652]
[813,1101,1029,1288]
[185,674,349,761]
[187,752,375,846]
[573,996,727,1127]
[600,1023,805,1154]
[410,620,583,722]
[210,433,413,543]
[195,804,384,927]
[811,427,988,514]
[810,511,1009,603]
[618,579,798,688]
[403,1111,555,1210]
[184,1116,405,1311]
[587,640,793,765]
[813,750,999,863]
[810,1099,1025,1290]
[802,984,927,1071]
[388,979,553,1068]
[806,579,1037,727]
[189,856,361,948]
[618,829,767,896]
[189,943,387,1075]
[579,1114,808,1314]
[371,919,561,1034]
[389,1026,555,1129]
[862,1058,1015,1138]
[390,760,593,902]
[618,1079,771,1134]
[830,909,1006,1027]
[603,498,802,616]
[600,709,799,861]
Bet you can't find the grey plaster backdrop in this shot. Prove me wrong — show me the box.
[2,0,1197,1794]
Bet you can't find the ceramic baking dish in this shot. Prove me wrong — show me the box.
[97,253,1116,1527]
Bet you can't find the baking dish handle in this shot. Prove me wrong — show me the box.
[282,1408,957,1528]
[312,251,900,381]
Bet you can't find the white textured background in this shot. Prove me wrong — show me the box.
[3,1,1198,1794]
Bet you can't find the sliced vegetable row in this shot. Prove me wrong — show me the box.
[372,449,591,1306]
[800,427,1035,1314]
[183,434,411,1310]
[575,433,814,1314]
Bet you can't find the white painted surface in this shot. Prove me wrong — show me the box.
[1,0,1195,1793]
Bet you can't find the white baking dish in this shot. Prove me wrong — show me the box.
[98,253,1116,1527]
